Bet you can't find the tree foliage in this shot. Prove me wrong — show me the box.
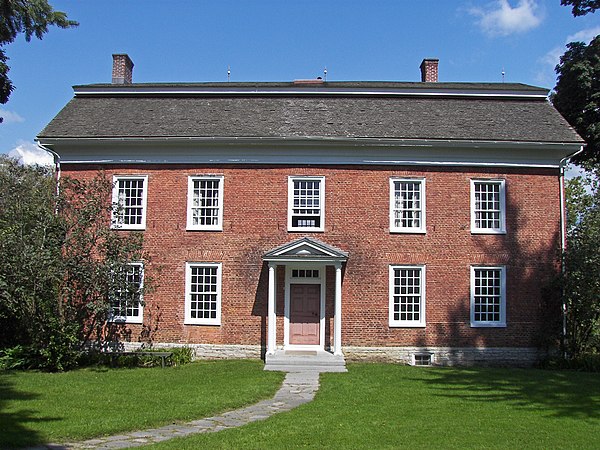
[563,170,600,356]
[561,0,600,16]
[0,156,148,370]
[553,35,600,167]
[0,0,77,112]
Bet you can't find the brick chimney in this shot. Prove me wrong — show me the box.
[112,54,134,84]
[420,58,439,82]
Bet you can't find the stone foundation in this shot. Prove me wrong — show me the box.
[116,342,262,360]
[344,346,543,367]
[110,343,542,367]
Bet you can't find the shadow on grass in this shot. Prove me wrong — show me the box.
[414,366,600,420]
[0,372,61,448]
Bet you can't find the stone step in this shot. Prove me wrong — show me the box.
[264,350,347,372]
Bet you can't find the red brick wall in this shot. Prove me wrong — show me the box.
[62,164,561,350]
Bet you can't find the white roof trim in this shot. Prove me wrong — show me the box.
[73,86,548,99]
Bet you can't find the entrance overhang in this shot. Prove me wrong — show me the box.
[263,237,348,357]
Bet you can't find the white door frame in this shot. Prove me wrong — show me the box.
[284,264,326,350]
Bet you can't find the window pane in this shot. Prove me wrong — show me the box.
[474,182,503,230]
[473,268,502,322]
[110,264,143,320]
[393,180,423,229]
[189,266,219,321]
[392,267,423,323]
[191,178,221,227]
[115,178,145,226]
[291,179,322,228]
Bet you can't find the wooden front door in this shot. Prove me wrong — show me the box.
[289,284,320,345]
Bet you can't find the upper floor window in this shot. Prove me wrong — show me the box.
[390,178,426,233]
[112,175,148,230]
[389,265,426,327]
[187,176,224,231]
[470,266,506,327]
[471,179,506,234]
[109,262,144,324]
[184,262,222,326]
[288,176,325,232]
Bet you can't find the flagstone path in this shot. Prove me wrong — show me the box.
[34,371,320,449]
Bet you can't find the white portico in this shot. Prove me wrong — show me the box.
[262,237,348,358]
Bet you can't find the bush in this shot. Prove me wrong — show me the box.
[137,347,194,367]
[170,347,194,366]
[0,345,35,370]
[76,347,194,369]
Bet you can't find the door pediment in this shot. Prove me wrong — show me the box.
[263,237,348,263]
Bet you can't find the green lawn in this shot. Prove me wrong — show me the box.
[149,363,600,450]
[3,361,599,449]
[0,360,284,448]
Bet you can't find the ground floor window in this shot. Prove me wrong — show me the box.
[109,262,144,324]
[185,262,222,325]
[471,266,506,327]
[389,265,426,327]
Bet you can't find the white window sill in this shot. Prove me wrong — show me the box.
[288,228,324,233]
[108,317,143,324]
[390,229,427,234]
[389,323,426,328]
[111,225,147,231]
[184,320,221,326]
[471,229,506,235]
[470,322,506,328]
[186,227,223,232]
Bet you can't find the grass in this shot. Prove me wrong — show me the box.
[149,363,600,449]
[0,359,284,448]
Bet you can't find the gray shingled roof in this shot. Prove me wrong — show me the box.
[38,82,583,144]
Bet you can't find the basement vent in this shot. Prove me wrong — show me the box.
[411,353,434,366]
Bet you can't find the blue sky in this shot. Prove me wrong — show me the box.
[1,0,598,164]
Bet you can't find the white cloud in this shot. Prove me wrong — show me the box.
[8,140,54,166]
[0,108,25,124]
[470,0,542,37]
[536,26,600,87]
[566,26,600,44]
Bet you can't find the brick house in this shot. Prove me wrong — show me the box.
[37,55,583,368]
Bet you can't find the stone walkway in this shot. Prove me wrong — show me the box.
[35,371,320,449]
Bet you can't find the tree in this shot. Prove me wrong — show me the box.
[0,157,64,350]
[0,0,77,120]
[552,35,600,167]
[563,170,600,356]
[561,0,600,16]
[0,156,148,370]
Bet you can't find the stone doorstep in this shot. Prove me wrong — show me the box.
[265,364,347,372]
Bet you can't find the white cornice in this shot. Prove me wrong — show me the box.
[37,135,581,150]
[36,139,582,169]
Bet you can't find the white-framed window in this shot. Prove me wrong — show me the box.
[389,265,426,327]
[187,176,224,231]
[471,179,506,234]
[288,176,325,232]
[291,269,320,279]
[470,266,506,327]
[109,262,144,324]
[185,262,222,326]
[112,175,148,230]
[390,178,426,233]
[411,353,434,366]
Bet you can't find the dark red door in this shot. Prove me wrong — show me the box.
[290,284,320,345]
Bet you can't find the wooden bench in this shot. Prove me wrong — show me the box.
[107,351,173,368]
